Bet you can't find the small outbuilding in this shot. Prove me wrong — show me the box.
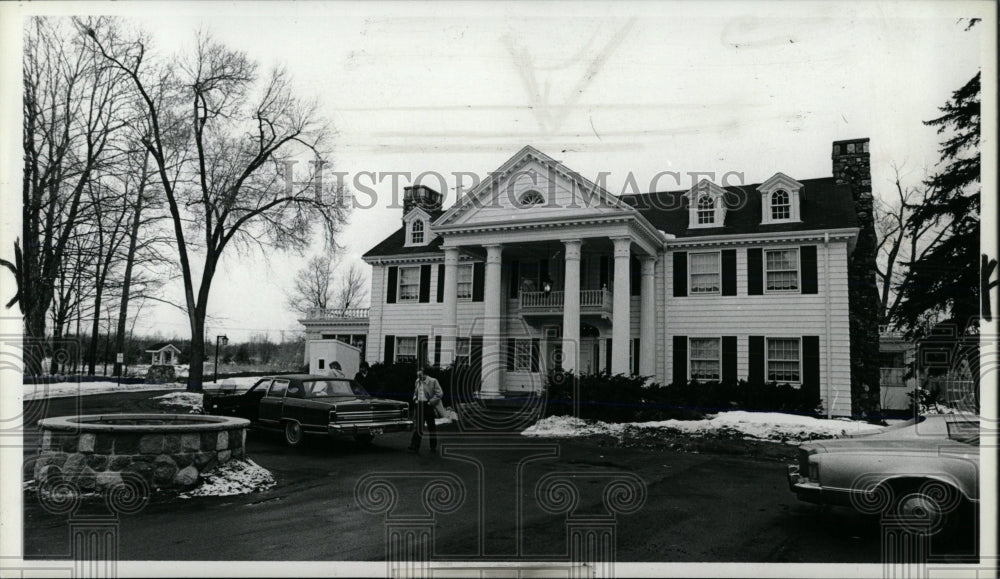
[145,342,181,366]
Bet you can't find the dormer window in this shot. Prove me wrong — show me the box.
[758,173,803,225]
[697,195,715,224]
[771,190,791,220]
[519,190,545,207]
[410,219,425,244]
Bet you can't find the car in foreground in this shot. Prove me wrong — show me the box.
[204,374,412,446]
[787,413,979,536]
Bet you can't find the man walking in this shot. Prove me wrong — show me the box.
[408,368,443,454]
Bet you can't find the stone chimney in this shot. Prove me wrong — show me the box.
[833,137,881,417]
[403,185,443,217]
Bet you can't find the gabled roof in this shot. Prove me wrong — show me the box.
[620,177,858,237]
[362,224,445,259]
[145,342,181,353]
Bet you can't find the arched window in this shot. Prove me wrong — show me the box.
[519,190,545,207]
[771,190,790,220]
[697,195,715,225]
[410,219,425,244]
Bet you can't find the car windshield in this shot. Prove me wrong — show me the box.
[302,379,369,398]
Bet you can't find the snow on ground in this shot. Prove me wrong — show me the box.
[23,380,186,401]
[522,411,887,443]
[153,392,204,413]
[179,459,276,498]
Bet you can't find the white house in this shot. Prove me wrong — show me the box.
[302,139,870,416]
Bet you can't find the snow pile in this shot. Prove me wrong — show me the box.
[154,392,204,413]
[435,406,459,426]
[23,380,185,401]
[179,459,275,499]
[522,411,885,442]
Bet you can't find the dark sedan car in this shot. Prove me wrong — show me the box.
[204,374,412,446]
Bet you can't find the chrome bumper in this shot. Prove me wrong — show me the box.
[327,419,413,434]
[787,464,823,504]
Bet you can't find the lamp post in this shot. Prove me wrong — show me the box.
[214,335,228,383]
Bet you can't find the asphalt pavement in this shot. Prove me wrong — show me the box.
[19,390,980,563]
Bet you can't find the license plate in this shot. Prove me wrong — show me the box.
[369,427,384,435]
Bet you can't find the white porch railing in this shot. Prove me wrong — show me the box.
[519,289,612,315]
[306,307,371,320]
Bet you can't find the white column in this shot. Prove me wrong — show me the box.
[480,244,504,398]
[639,255,657,376]
[561,239,583,373]
[441,247,459,366]
[611,237,632,374]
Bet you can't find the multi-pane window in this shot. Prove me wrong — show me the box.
[410,220,424,244]
[457,264,473,300]
[456,338,471,364]
[514,340,533,372]
[767,338,800,383]
[520,190,545,206]
[689,252,721,294]
[396,337,417,363]
[697,195,715,224]
[771,190,791,220]
[398,266,420,301]
[689,338,721,381]
[765,249,799,291]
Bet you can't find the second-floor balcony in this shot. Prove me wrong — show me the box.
[518,289,613,319]
[304,307,371,321]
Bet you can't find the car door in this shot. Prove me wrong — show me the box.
[258,379,289,427]
[239,379,272,421]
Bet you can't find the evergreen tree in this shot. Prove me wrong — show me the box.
[897,72,980,336]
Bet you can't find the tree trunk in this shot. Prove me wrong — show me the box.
[114,162,147,377]
[188,316,206,392]
[86,262,104,376]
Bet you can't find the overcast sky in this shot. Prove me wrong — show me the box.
[0,1,993,343]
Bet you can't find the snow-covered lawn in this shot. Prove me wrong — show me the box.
[23,380,186,401]
[179,458,276,498]
[522,411,887,443]
[153,392,204,413]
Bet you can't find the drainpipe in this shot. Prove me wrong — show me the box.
[824,233,833,419]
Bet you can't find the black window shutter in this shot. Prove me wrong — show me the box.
[801,245,818,294]
[633,338,640,375]
[531,339,540,372]
[599,256,610,289]
[605,338,613,374]
[384,335,395,364]
[802,336,820,400]
[437,264,445,302]
[748,335,765,385]
[417,335,429,369]
[506,338,516,371]
[673,252,687,297]
[540,259,549,284]
[471,336,483,368]
[386,266,398,303]
[434,335,442,367]
[472,262,485,302]
[509,260,520,297]
[722,336,737,385]
[418,265,431,303]
[721,249,737,296]
[747,248,763,295]
[672,336,687,386]
[630,256,640,296]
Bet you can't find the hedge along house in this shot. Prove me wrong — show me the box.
[302,140,871,417]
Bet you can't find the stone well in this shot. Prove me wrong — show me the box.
[34,413,250,491]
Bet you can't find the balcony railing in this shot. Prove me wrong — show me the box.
[519,289,613,317]
[306,307,371,320]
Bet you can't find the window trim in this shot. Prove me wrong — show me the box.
[765,336,802,384]
[395,336,418,363]
[397,265,420,302]
[456,263,474,301]
[511,338,533,372]
[455,337,471,364]
[688,250,722,295]
[519,190,546,207]
[410,219,425,244]
[688,337,722,382]
[696,195,716,225]
[770,189,791,221]
[763,247,801,294]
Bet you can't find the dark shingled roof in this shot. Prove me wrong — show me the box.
[363,179,859,256]
[620,177,859,237]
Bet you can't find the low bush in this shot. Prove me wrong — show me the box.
[544,371,822,422]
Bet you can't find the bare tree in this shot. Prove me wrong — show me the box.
[90,25,349,390]
[286,254,336,316]
[874,163,949,328]
[332,262,369,313]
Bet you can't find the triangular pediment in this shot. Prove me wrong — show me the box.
[434,146,632,228]
[683,179,728,200]
[756,172,803,193]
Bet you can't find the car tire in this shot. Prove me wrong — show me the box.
[354,433,375,446]
[283,421,304,447]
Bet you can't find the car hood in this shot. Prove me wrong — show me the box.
[802,437,973,456]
